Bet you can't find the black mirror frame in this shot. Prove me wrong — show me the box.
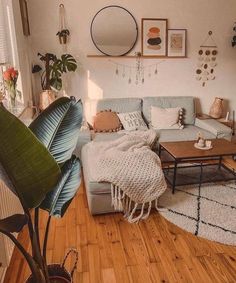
[90,5,138,56]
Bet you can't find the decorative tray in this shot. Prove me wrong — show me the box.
[194,143,213,150]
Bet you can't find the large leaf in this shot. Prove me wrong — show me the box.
[0,106,61,208]
[40,155,81,217]
[0,214,28,233]
[60,54,77,72]
[50,77,62,91]
[29,97,83,164]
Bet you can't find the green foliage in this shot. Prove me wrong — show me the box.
[0,214,28,233]
[56,29,70,36]
[0,106,61,208]
[40,155,81,217]
[29,97,83,164]
[35,52,77,91]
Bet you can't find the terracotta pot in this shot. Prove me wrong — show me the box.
[209,97,223,119]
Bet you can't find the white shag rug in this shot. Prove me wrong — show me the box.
[158,181,236,246]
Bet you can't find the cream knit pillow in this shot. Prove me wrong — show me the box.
[151,106,184,130]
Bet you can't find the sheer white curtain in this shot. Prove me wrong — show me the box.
[0,0,9,65]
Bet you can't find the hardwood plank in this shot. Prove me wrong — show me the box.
[88,244,102,283]
[4,164,236,283]
[102,268,117,283]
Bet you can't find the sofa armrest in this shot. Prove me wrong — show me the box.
[74,129,92,159]
[195,118,232,140]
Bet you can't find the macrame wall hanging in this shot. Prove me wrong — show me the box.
[196,31,218,87]
[110,52,165,85]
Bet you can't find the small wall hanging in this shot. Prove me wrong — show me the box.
[57,4,70,45]
[110,52,165,85]
[195,31,218,87]
[232,23,236,47]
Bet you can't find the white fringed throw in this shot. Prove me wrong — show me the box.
[89,129,167,222]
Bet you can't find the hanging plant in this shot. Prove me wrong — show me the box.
[57,4,70,45]
[57,29,70,44]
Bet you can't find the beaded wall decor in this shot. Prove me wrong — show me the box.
[110,52,165,85]
[196,31,218,87]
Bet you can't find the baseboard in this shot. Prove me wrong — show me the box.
[0,267,6,283]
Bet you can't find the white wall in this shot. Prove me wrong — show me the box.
[28,0,236,118]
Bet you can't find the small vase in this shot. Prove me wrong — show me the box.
[8,88,17,108]
[209,97,223,119]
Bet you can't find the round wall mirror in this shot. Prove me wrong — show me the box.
[90,6,138,56]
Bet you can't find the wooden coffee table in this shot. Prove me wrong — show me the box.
[159,139,236,193]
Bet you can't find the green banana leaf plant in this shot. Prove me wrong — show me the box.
[0,97,83,283]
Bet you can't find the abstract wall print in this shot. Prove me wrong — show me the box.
[168,29,187,57]
[196,31,218,87]
[141,18,168,57]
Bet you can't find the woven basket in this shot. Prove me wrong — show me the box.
[26,249,78,283]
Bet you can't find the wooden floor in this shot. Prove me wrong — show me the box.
[4,159,236,283]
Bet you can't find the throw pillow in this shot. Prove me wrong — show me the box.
[151,106,184,130]
[93,110,122,133]
[117,111,148,131]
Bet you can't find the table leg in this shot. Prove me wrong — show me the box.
[172,160,178,194]
[199,162,203,189]
[158,145,162,157]
[218,156,222,170]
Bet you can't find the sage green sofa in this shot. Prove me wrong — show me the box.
[78,96,232,215]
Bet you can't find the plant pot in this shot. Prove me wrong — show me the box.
[26,249,78,283]
[59,35,68,44]
[39,90,56,111]
[26,264,71,283]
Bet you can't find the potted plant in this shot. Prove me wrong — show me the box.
[0,97,83,282]
[56,29,70,44]
[33,53,77,91]
[3,67,21,107]
[32,53,77,110]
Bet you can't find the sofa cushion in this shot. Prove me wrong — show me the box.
[96,97,142,113]
[157,125,215,142]
[118,111,148,131]
[82,143,111,195]
[151,106,183,129]
[84,97,142,126]
[143,96,195,125]
[92,132,125,142]
[195,118,232,141]
[93,110,122,132]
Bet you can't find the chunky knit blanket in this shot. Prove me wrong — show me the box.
[89,129,167,222]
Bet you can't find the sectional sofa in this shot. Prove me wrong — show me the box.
[76,96,232,215]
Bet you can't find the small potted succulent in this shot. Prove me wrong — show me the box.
[56,29,70,44]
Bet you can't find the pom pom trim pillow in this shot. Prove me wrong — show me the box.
[93,110,122,133]
[151,106,184,130]
[117,111,148,131]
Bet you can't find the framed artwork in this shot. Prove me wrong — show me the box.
[19,0,30,36]
[168,29,187,58]
[141,18,168,57]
